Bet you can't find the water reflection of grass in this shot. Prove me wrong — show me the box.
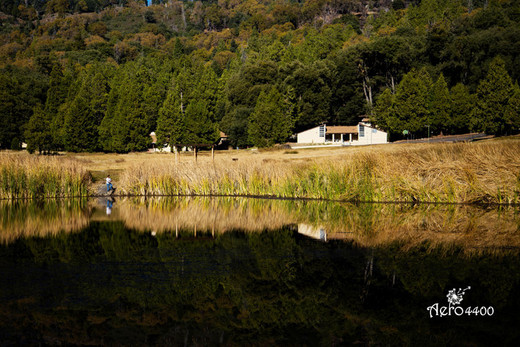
[117,196,295,233]
[0,199,90,244]
[114,197,520,255]
[1,197,519,254]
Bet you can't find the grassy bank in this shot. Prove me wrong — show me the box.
[0,152,90,199]
[117,140,520,204]
[1,140,520,204]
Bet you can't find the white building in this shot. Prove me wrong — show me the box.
[296,122,388,146]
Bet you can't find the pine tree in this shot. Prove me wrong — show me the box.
[196,65,219,121]
[429,73,451,134]
[472,56,514,135]
[45,64,72,150]
[285,61,332,133]
[215,69,231,123]
[450,83,474,134]
[102,60,166,152]
[63,65,112,152]
[393,68,432,137]
[183,100,219,145]
[25,105,52,154]
[505,83,520,133]
[373,88,396,134]
[221,106,252,148]
[248,87,294,147]
[156,83,185,149]
[111,77,148,152]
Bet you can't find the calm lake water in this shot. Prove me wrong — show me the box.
[1,197,520,345]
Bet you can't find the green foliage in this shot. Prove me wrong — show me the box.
[63,63,113,152]
[472,56,514,135]
[1,0,520,152]
[183,100,219,145]
[429,74,451,134]
[373,88,395,134]
[450,83,474,134]
[393,68,432,137]
[505,83,520,132]
[25,104,52,154]
[156,83,184,148]
[248,87,293,147]
[284,61,333,132]
[220,106,252,148]
[100,59,168,152]
[0,68,48,149]
[46,64,74,150]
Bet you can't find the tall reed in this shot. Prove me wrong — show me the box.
[118,141,520,204]
[0,152,90,199]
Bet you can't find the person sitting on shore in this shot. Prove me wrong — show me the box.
[106,174,114,193]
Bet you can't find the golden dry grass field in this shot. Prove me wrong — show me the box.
[2,137,520,203]
[67,140,477,180]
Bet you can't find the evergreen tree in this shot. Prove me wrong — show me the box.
[110,76,149,152]
[196,65,219,121]
[101,60,167,152]
[0,75,18,149]
[248,87,293,147]
[373,88,396,134]
[98,68,124,152]
[141,66,171,134]
[330,56,365,126]
[0,69,47,149]
[505,83,520,133]
[450,83,474,134]
[472,56,514,134]
[63,65,112,152]
[284,61,332,132]
[24,105,52,154]
[214,69,231,123]
[429,73,451,134]
[45,64,72,150]
[221,106,252,148]
[183,100,219,145]
[393,68,432,137]
[156,83,185,149]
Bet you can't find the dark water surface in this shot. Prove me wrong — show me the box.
[1,198,520,346]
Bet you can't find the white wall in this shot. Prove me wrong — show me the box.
[297,123,387,145]
[297,125,326,144]
[356,124,388,145]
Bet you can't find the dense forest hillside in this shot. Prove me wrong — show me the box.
[1,0,519,152]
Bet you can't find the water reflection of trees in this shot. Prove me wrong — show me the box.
[1,223,519,345]
[112,197,520,255]
[1,197,520,254]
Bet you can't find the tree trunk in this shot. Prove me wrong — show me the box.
[181,3,187,30]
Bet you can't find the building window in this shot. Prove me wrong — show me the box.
[359,125,365,137]
[319,125,325,137]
